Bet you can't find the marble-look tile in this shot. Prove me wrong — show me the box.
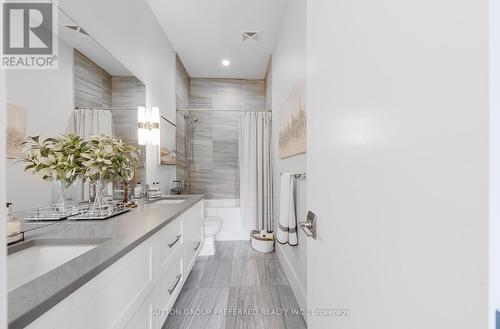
[265,63,272,111]
[184,257,209,289]
[111,76,146,109]
[110,109,146,185]
[190,169,214,196]
[190,79,213,108]
[257,258,289,286]
[189,288,229,329]
[161,240,306,329]
[277,286,307,329]
[230,258,260,287]
[213,141,238,169]
[212,175,239,200]
[176,55,190,109]
[199,257,232,288]
[161,287,197,328]
[232,241,261,260]
[226,287,266,329]
[74,50,112,108]
[261,286,287,329]
[179,78,266,198]
[213,241,235,260]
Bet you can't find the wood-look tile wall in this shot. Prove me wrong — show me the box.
[189,78,266,111]
[74,50,112,108]
[186,78,266,199]
[176,55,190,109]
[111,77,146,109]
[189,110,240,199]
[111,76,146,186]
[265,61,272,111]
[173,59,267,199]
[175,56,190,188]
[73,49,146,186]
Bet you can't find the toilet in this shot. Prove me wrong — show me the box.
[199,217,223,256]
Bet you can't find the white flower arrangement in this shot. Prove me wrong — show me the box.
[22,135,88,185]
[22,134,142,185]
[81,135,142,183]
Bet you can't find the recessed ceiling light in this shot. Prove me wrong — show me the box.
[222,59,230,67]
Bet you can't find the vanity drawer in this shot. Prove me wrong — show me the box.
[156,254,183,325]
[158,218,182,275]
[183,229,203,274]
[124,289,156,329]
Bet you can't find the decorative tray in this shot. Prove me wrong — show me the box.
[69,206,130,221]
[24,206,80,222]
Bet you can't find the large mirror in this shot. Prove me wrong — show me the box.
[5,7,146,216]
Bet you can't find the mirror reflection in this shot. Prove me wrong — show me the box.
[6,7,146,236]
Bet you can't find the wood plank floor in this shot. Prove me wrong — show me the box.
[162,241,307,329]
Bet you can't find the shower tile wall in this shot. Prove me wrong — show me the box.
[110,77,146,185]
[190,78,265,111]
[111,77,145,109]
[74,49,112,108]
[176,56,190,187]
[186,78,266,199]
[73,50,146,185]
[265,61,272,111]
[189,111,240,199]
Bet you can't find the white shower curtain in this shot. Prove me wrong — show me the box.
[74,108,114,139]
[74,108,114,201]
[239,111,273,231]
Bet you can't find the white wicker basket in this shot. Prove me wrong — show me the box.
[251,230,275,253]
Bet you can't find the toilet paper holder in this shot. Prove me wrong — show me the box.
[299,211,317,239]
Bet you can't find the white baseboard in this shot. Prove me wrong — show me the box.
[275,244,307,323]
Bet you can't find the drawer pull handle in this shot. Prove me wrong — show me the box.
[168,274,182,295]
[168,235,181,248]
[194,241,201,251]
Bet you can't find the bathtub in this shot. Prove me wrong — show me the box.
[203,199,250,241]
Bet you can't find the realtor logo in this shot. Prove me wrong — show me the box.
[1,0,58,69]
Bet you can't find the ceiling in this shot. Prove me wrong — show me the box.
[58,7,132,76]
[147,0,287,79]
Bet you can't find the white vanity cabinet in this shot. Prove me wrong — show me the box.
[25,200,203,329]
[126,200,203,329]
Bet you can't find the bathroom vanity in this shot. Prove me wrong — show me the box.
[7,195,204,329]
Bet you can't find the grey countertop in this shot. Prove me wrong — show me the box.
[8,194,204,329]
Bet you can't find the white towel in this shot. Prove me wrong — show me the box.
[277,173,298,246]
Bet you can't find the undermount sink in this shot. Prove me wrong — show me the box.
[7,238,107,292]
[153,198,186,205]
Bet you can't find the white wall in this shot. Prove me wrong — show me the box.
[5,42,74,211]
[271,0,307,315]
[491,0,500,327]
[307,0,489,328]
[1,68,7,329]
[58,0,178,193]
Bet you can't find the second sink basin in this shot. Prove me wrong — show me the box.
[153,198,186,205]
[8,238,107,292]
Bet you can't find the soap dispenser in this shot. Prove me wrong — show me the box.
[6,202,13,221]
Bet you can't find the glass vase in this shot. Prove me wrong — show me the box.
[91,179,107,214]
[53,179,67,213]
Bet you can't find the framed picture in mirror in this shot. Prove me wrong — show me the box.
[7,103,25,159]
[159,116,176,165]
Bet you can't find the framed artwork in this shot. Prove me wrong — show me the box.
[278,81,307,159]
[7,103,26,159]
[159,116,176,165]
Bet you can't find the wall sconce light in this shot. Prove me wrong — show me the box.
[138,106,160,146]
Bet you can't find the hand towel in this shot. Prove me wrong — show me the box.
[277,173,298,246]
